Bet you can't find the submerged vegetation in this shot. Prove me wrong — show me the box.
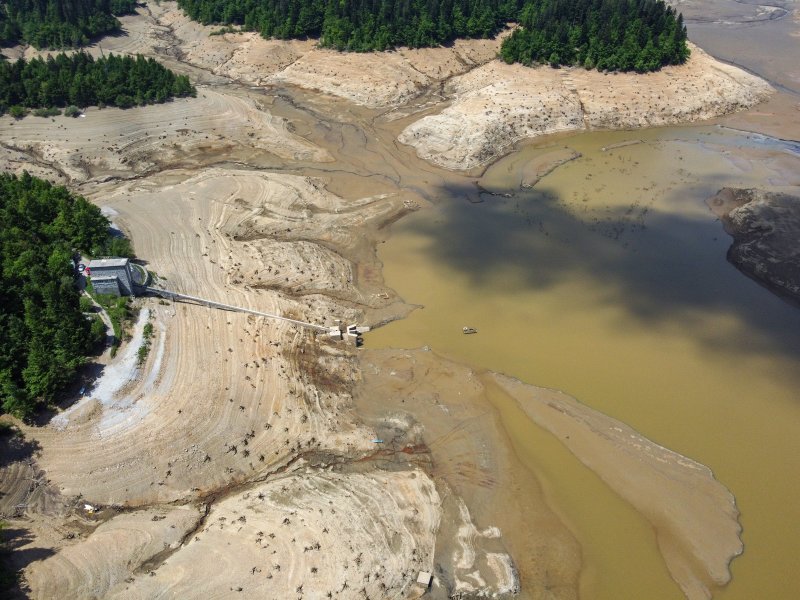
[0,52,196,116]
[177,0,687,71]
[0,0,136,49]
[0,173,126,418]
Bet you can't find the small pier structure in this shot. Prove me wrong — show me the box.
[146,287,369,342]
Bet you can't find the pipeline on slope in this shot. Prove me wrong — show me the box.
[145,287,370,342]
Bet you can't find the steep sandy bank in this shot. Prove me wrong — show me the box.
[267,39,506,109]
[399,44,773,169]
[708,187,800,303]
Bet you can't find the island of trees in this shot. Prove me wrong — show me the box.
[0,52,196,116]
[0,0,136,49]
[0,172,130,418]
[176,0,687,71]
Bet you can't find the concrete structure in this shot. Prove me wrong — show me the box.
[147,286,369,344]
[416,571,432,589]
[88,258,134,296]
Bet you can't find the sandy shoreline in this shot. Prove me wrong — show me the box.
[490,373,742,600]
[356,347,744,600]
[0,2,778,598]
[398,44,773,169]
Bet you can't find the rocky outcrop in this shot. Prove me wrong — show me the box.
[708,188,800,303]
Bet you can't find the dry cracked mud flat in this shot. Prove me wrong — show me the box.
[0,2,779,599]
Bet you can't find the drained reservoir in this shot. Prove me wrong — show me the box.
[368,126,800,599]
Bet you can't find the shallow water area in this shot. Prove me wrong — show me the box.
[368,126,800,599]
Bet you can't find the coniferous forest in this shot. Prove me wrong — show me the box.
[0,52,196,115]
[0,0,136,49]
[0,173,120,418]
[178,0,517,50]
[176,0,687,71]
[500,0,689,71]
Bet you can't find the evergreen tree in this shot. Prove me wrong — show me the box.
[174,0,688,71]
[0,173,126,418]
[500,0,689,72]
[178,0,522,51]
[0,0,136,49]
[0,52,196,115]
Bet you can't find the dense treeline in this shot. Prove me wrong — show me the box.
[500,0,688,71]
[177,0,687,70]
[0,173,120,418]
[0,0,136,49]
[178,0,520,51]
[0,51,196,115]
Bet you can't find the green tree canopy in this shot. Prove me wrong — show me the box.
[0,172,124,417]
[178,0,523,51]
[0,0,136,49]
[500,0,689,71]
[0,52,196,115]
[176,0,688,71]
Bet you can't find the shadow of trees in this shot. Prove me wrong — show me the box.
[0,525,55,598]
[0,428,40,469]
[0,430,53,598]
[403,179,800,357]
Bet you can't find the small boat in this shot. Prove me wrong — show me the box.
[462,327,478,334]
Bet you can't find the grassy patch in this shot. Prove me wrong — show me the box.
[85,283,133,357]
[137,322,154,366]
[79,295,95,313]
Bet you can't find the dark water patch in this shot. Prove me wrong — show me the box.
[400,175,800,359]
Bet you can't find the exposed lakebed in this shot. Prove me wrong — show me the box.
[367,126,800,599]
[1,1,798,598]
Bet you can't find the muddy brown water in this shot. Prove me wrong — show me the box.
[367,126,800,599]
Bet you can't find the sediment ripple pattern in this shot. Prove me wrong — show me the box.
[25,169,402,507]
[0,88,329,184]
[109,469,440,599]
[26,507,201,600]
